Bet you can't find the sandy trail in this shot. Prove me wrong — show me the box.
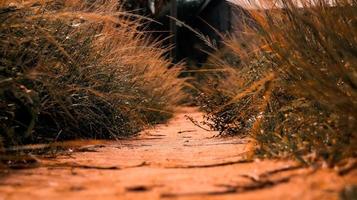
[0,107,356,200]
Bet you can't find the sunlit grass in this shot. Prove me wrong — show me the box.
[0,0,184,150]
[196,0,356,165]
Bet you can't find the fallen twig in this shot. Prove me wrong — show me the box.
[165,159,253,169]
[45,161,148,170]
[161,176,290,198]
[185,115,212,132]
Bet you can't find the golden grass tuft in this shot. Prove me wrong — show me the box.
[196,0,356,165]
[0,0,184,148]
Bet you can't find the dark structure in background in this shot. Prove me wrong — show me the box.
[175,0,233,65]
[124,0,251,65]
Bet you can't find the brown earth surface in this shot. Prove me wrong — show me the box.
[0,107,356,200]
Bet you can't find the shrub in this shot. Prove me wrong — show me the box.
[0,0,183,148]
[197,0,356,165]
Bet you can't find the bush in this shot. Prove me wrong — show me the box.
[0,0,183,148]
[197,0,356,165]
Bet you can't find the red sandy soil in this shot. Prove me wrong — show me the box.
[0,107,356,200]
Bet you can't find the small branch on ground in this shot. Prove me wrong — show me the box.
[185,115,213,132]
[44,161,148,170]
[165,158,253,169]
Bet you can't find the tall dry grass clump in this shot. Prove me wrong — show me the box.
[197,0,356,165]
[0,0,183,149]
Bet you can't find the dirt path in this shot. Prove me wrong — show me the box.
[0,108,356,200]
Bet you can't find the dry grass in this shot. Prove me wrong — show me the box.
[0,0,184,149]
[196,0,356,165]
